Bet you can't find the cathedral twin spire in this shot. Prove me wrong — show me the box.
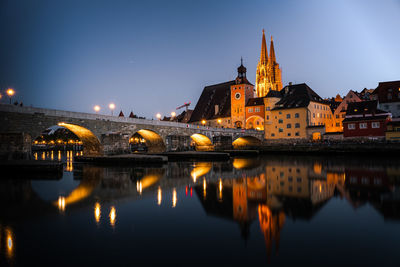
[255,29,282,97]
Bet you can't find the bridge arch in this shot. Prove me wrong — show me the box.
[190,134,214,151]
[57,123,103,156]
[232,136,262,149]
[130,129,166,153]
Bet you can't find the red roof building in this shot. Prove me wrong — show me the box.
[343,100,391,138]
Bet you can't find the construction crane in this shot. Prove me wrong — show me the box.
[176,101,191,112]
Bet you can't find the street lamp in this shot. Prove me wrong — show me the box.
[156,113,162,120]
[6,88,15,104]
[171,111,176,119]
[201,119,206,126]
[109,103,115,116]
[94,105,101,113]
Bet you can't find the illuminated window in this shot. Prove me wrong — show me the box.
[255,107,260,112]
[248,108,253,113]
[336,122,340,127]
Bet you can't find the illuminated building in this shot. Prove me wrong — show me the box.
[255,30,282,97]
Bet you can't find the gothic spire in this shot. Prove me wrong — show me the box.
[260,29,268,65]
[269,35,276,64]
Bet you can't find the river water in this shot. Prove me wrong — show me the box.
[1,151,400,266]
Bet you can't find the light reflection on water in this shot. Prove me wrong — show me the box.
[1,155,400,266]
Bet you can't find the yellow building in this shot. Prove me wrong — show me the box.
[255,29,283,97]
[329,90,362,133]
[264,83,333,140]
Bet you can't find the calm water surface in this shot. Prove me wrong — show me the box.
[1,151,400,266]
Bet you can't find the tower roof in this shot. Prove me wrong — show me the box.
[269,36,276,63]
[260,29,268,65]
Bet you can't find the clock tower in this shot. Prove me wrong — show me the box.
[231,59,254,128]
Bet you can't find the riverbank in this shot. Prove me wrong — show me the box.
[259,142,400,155]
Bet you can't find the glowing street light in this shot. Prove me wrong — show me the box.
[108,103,115,116]
[156,113,162,120]
[171,111,176,118]
[201,119,206,126]
[94,105,101,113]
[6,88,15,104]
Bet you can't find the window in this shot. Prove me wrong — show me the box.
[255,107,260,112]
[279,111,282,114]
[266,115,269,120]
[360,123,367,129]
[271,133,275,137]
[397,104,400,110]
[336,114,339,119]
[297,177,302,182]
[287,123,292,128]
[342,114,345,118]
[279,128,283,132]
[288,133,291,136]
[295,123,300,128]
[388,93,392,100]
[248,108,253,113]
[266,107,270,111]
[313,113,315,118]
[336,122,340,127]
[295,132,300,136]
[278,119,283,123]
[295,113,299,118]
[348,123,355,130]
[287,114,291,119]
[288,176,293,182]
[372,122,380,128]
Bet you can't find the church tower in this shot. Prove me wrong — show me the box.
[231,59,254,128]
[255,30,283,97]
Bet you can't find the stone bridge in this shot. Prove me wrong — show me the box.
[0,104,264,155]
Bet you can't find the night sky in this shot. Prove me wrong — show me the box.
[1,0,399,119]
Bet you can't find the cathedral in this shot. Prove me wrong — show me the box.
[189,30,283,130]
[255,29,283,97]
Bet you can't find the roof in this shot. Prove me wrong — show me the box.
[189,80,235,122]
[342,115,389,123]
[345,100,388,116]
[372,80,400,95]
[265,90,283,98]
[246,97,265,107]
[272,83,325,110]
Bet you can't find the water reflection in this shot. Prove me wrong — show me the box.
[109,206,116,227]
[94,202,101,224]
[1,155,400,265]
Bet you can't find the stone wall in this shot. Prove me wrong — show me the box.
[0,132,32,160]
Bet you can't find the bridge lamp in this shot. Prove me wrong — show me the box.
[108,103,115,116]
[217,118,222,125]
[201,119,206,126]
[156,113,162,120]
[6,88,15,104]
[171,111,176,118]
[94,105,101,113]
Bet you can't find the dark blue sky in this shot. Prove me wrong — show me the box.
[1,0,399,118]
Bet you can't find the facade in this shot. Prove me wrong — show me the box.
[342,100,391,139]
[264,83,333,140]
[255,30,283,97]
[329,90,363,133]
[245,97,265,130]
[371,80,400,118]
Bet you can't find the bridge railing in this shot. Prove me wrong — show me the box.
[0,103,262,135]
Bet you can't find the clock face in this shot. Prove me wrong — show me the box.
[235,93,241,100]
